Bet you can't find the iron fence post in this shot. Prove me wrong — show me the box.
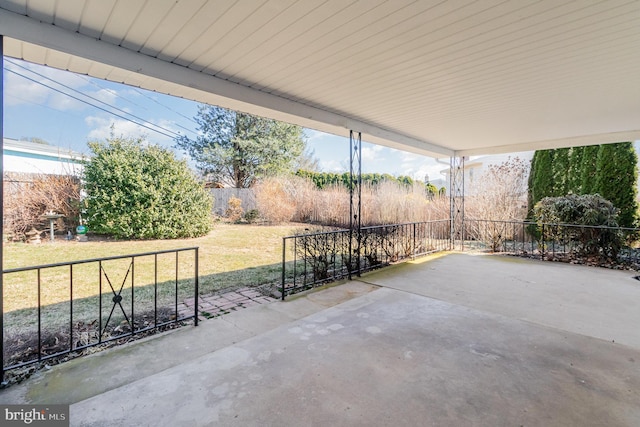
[99,262,103,343]
[540,224,545,259]
[281,238,286,301]
[69,265,73,351]
[154,254,158,328]
[131,257,135,336]
[37,269,41,361]
[174,252,178,324]
[293,237,297,291]
[412,223,416,260]
[194,248,199,326]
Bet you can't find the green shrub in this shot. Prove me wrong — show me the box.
[244,209,260,223]
[83,136,213,239]
[533,194,622,258]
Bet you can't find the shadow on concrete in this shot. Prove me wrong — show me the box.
[2,253,639,426]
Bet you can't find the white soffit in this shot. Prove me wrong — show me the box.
[1,0,640,157]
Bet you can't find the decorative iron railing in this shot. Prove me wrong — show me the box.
[281,220,451,298]
[463,219,640,268]
[2,247,199,381]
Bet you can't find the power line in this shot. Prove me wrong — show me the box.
[75,72,199,136]
[4,59,196,140]
[6,59,180,139]
[5,67,177,139]
[131,87,200,126]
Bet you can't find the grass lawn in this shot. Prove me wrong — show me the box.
[2,223,303,336]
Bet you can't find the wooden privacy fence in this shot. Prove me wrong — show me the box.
[209,188,257,216]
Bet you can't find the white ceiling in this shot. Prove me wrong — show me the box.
[1,0,640,158]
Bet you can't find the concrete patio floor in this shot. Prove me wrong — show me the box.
[2,253,639,426]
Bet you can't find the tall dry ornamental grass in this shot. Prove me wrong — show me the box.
[253,176,299,223]
[254,175,448,227]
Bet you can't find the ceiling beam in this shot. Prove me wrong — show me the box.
[0,8,453,158]
[455,130,640,157]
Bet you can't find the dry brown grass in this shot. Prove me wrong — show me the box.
[254,176,449,227]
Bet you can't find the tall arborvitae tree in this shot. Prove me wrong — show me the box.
[552,147,570,196]
[593,142,638,227]
[567,146,584,194]
[527,150,539,218]
[580,144,600,194]
[529,149,555,211]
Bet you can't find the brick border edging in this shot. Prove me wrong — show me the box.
[179,287,276,321]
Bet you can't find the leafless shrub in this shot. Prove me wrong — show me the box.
[466,157,529,220]
[225,196,245,222]
[465,157,529,250]
[294,227,347,281]
[4,173,81,241]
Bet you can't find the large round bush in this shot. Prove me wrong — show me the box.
[83,136,212,239]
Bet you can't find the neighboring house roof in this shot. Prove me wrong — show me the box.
[3,138,85,176]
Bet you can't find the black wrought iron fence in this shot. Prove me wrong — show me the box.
[281,220,450,298]
[2,247,199,380]
[464,219,640,268]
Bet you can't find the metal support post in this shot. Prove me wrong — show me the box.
[450,156,465,251]
[1,35,5,382]
[348,130,362,279]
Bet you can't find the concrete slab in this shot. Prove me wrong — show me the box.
[70,287,640,426]
[4,253,640,426]
[366,253,640,350]
[0,281,378,406]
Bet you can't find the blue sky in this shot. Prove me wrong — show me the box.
[3,58,448,183]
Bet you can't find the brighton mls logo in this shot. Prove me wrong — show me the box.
[1,405,69,426]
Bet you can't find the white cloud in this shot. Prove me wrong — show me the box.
[304,129,326,142]
[86,116,145,141]
[400,151,422,162]
[48,92,87,111]
[361,144,384,162]
[4,60,126,113]
[94,88,118,105]
[85,115,179,148]
[123,88,143,98]
[319,159,346,173]
[4,69,50,106]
